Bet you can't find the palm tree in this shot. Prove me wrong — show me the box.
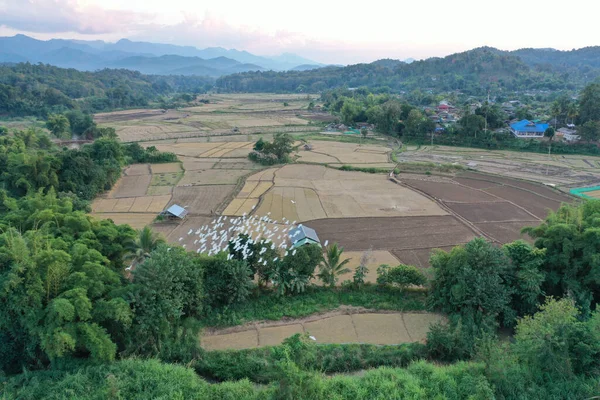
[124,226,165,267]
[318,243,351,288]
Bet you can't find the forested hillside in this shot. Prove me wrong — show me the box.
[0,63,214,117]
[216,47,593,94]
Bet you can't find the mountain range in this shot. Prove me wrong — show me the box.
[0,34,325,76]
[216,46,600,93]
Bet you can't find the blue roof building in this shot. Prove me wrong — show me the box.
[509,119,549,139]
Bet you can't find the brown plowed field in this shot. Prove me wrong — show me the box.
[402,179,499,202]
[307,216,476,252]
[445,202,539,223]
[474,222,533,244]
[458,172,572,203]
[483,186,562,219]
[452,177,502,190]
[392,246,456,269]
[169,185,235,215]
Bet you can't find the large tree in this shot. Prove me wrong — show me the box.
[578,82,600,124]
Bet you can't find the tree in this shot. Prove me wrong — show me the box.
[128,245,203,356]
[361,128,368,139]
[579,120,600,142]
[523,201,600,315]
[578,82,600,124]
[203,255,254,308]
[46,114,71,139]
[377,264,427,290]
[459,113,486,138]
[514,298,600,377]
[318,243,351,287]
[272,244,322,295]
[228,234,279,286]
[353,248,372,288]
[429,238,514,327]
[124,226,165,266]
[544,126,555,142]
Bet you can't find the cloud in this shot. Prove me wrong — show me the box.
[0,0,152,34]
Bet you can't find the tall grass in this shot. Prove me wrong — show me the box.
[202,285,427,328]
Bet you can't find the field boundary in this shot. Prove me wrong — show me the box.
[570,185,600,199]
[392,177,493,242]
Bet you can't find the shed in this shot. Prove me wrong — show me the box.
[161,204,189,220]
[289,225,321,248]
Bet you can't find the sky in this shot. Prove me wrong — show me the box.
[0,0,598,64]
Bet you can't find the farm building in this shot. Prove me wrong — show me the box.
[160,204,189,220]
[509,119,549,138]
[556,127,580,142]
[289,225,321,248]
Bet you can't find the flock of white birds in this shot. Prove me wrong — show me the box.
[175,212,328,262]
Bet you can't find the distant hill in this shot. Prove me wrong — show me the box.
[0,35,324,74]
[370,59,405,69]
[0,63,213,117]
[216,47,599,93]
[109,54,265,77]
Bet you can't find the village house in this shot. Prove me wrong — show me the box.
[556,127,580,142]
[509,119,549,139]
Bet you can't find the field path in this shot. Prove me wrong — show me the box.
[201,309,445,350]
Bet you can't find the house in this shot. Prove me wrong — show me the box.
[556,127,580,143]
[509,119,549,138]
[160,204,189,220]
[288,225,321,248]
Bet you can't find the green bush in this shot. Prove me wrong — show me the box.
[195,334,427,383]
[377,264,427,289]
[2,359,272,400]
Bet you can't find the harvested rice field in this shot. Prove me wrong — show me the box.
[177,169,251,186]
[89,212,157,230]
[249,165,447,222]
[201,311,446,350]
[297,141,393,166]
[97,94,322,142]
[169,185,235,215]
[314,250,401,285]
[397,144,600,189]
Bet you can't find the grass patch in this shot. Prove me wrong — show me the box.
[203,285,427,328]
[303,133,388,145]
[395,161,465,174]
[150,171,184,186]
[195,336,427,383]
[338,165,391,174]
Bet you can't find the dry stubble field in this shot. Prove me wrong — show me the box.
[95,93,324,142]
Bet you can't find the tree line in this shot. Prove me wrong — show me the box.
[0,63,214,118]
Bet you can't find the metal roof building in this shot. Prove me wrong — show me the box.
[161,204,189,219]
[289,225,321,248]
[509,119,549,138]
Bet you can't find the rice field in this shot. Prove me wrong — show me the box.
[96,94,321,142]
[297,141,393,166]
[249,165,447,222]
[201,311,446,350]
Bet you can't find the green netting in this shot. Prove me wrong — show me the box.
[570,185,600,199]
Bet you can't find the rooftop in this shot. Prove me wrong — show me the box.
[510,119,549,134]
[289,225,320,245]
[162,204,189,219]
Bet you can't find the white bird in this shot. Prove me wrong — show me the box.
[291,200,296,204]
[309,336,316,341]
[178,237,183,242]
[292,249,297,256]
[273,257,279,262]
[187,229,193,235]
[324,240,329,247]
